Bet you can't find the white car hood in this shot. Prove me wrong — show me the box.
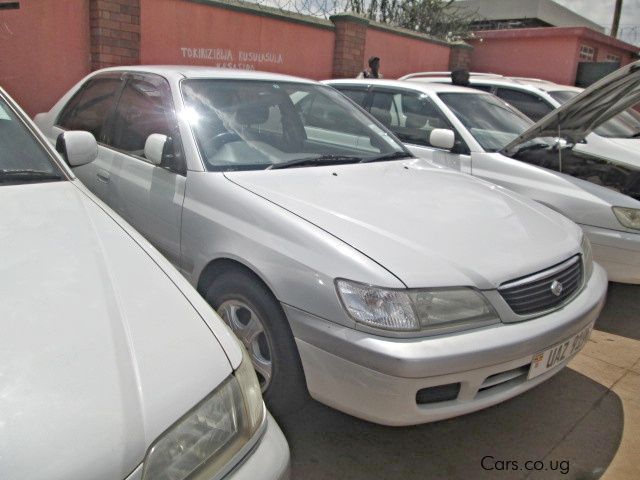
[578,135,640,169]
[0,181,232,480]
[503,60,640,154]
[226,159,581,288]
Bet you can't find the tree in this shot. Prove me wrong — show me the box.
[346,0,475,41]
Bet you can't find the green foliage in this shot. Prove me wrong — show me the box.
[346,0,475,41]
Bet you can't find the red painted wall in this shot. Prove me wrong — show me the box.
[364,27,451,79]
[470,27,639,86]
[140,0,334,80]
[470,33,581,85]
[0,0,90,115]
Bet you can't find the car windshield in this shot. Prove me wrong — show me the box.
[181,80,408,171]
[0,94,63,185]
[549,89,640,139]
[437,92,536,152]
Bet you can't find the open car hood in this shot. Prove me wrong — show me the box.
[502,60,640,155]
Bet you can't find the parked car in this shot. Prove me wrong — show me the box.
[400,71,640,169]
[325,61,640,284]
[36,66,607,426]
[0,87,289,480]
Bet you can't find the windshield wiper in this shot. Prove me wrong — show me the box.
[0,169,62,183]
[267,155,362,170]
[359,151,413,163]
[629,131,640,138]
[514,142,552,154]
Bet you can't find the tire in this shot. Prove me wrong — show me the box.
[205,269,308,418]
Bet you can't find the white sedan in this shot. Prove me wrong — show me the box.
[326,61,640,283]
[0,87,289,480]
[36,66,606,426]
[400,71,640,169]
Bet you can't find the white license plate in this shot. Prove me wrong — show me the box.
[528,323,593,379]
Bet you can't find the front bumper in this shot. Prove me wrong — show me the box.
[226,413,290,480]
[581,223,640,284]
[288,264,608,426]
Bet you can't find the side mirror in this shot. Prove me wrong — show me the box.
[56,131,97,167]
[429,128,456,150]
[144,133,168,166]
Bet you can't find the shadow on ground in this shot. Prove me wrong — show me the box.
[596,283,640,341]
[279,369,623,480]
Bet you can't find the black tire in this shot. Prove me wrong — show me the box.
[205,269,308,418]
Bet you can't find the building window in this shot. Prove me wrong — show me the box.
[605,53,621,63]
[579,45,596,61]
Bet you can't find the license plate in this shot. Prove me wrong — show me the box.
[528,323,593,379]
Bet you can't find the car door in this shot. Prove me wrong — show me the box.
[53,73,125,201]
[102,73,186,266]
[367,87,471,172]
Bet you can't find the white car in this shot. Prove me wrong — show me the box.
[326,61,640,283]
[0,88,289,480]
[36,66,606,426]
[400,71,640,169]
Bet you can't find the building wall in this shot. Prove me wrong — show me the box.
[0,0,91,115]
[364,26,451,79]
[470,27,638,85]
[470,32,580,84]
[140,0,335,80]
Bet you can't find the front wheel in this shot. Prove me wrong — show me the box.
[205,270,308,417]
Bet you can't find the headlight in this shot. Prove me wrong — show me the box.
[581,235,594,280]
[336,279,499,333]
[613,206,640,230]
[142,347,265,480]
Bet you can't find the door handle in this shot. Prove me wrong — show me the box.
[96,171,110,183]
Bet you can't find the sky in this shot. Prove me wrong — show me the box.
[549,0,640,44]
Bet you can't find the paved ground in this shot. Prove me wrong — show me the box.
[278,283,640,480]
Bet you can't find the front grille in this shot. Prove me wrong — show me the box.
[499,256,583,315]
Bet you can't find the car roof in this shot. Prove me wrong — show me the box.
[93,65,318,84]
[323,78,482,95]
[407,74,581,94]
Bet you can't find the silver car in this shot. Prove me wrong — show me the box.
[400,71,640,169]
[326,62,640,284]
[36,67,607,426]
[1,87,289,480]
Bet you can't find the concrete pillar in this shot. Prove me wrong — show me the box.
[90,0,140,70]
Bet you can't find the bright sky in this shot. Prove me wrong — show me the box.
[554,0,640,44]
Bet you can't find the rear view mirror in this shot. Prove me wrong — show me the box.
[429,128,456,150]
[144,134,168,166]
[56,131,98,167]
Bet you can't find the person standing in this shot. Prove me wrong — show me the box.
[451,68,470,87]
[357,56,383,79]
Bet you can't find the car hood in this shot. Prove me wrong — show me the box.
[574,134,640,169]
[0,181,233,480]
[225,159,581,288]
[502,60,640,155]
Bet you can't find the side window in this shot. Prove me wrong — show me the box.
[296,91,363,135]
[110,76,177,158]
[369,91,399,128]
[57,77,122,141]
[371,89,466,151]
[495,88,554,121]
[335,88,368,107]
